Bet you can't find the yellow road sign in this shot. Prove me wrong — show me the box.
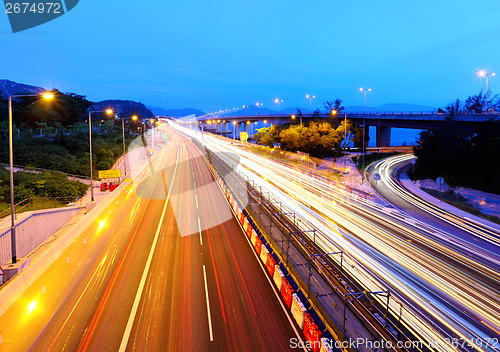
[98,169,122,179]
[240,131,248,143]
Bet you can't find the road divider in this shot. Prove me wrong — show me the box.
[205,154,337,351]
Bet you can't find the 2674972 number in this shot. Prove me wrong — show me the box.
[5,2,61,14]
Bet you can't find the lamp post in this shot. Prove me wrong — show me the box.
[8,92,54,263]
[256,102,263,115]
[478,70,496,112]
[121,115,138,175]
[306,94,315,113]
[88,109,113,202]
[275,98,283,113]
[233,121,237,140]
[359,88,371,183]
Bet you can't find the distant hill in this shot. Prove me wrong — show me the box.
[0,79,46,97]
[148,107,205,117]
[93,100,155,119]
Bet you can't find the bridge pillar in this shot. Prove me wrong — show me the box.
[376,126,391,147]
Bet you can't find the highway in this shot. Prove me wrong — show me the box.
[175,122,500,352]
[0,127,303,351]
[367,154,500,256]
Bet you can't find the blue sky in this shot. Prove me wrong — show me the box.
[1,0,499,112]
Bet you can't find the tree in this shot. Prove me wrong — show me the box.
[463,91,485,113]
[445,98,461,118]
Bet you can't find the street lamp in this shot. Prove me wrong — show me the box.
[120,115,139,176]
[275,98,283,113]
[306,94,315,113]
[256,102,263,115]
[88,109,113,202]
[359,88,372,183]
[8,92,54,263]
[233,121,237,140]
[360,88,371,113]
[478,70,496,112]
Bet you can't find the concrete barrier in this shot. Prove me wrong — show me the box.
[266,256,276,276]
[281,278,294,308]
[291,293,307,329]
[273,265,284,291]
[304,313,323,352]
[251,230,257,247]
[254,237,262,256]
[0,205,84,266]
[259,245,269,265]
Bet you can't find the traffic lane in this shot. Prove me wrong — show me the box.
[29,143,179,351]
[189,143,300,351]
[73,146,182,351]
[367,161,500,259]
[124,141,210,351]
[29,195,168,352]
[0,184,138,352]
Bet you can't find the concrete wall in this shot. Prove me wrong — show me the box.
[0,206,83,266]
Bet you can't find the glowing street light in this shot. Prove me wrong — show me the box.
[275,98,283,113]
[7,92,54,263]
[121,114,140,176]
[88,109,113,202]
[359,88,372,113]
[359,88,372,183]
[256,102,263,115]
[478,70,496,112]
[306,94,315,113]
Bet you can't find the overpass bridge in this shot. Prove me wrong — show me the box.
[192,112,499,147]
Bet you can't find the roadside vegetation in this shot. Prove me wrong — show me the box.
[412,92,500,194]
[0,89,142,177]
[0,88,145,211]
[254,99,365,160]
[0,167,88,208]
[355,152,400,171]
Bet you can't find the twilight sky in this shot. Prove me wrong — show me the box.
[1,0,499,112]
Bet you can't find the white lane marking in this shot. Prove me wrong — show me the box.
[195,194,199,209]
[193,180,197,190]
[118,145,180,352]
[203,265,214,341]
[198,217,203,246]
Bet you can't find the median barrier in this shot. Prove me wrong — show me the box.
[266,256,276,276]
[204,158,340,349]
[246,226,253,239]
[281,278,294,308]
[250,230,257,247]
[243,218,250,232]
[304,313,323,352]
[259,245,269,265]
[254,237,262,256]
[273,265,284,291]
[291,293,307,329]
